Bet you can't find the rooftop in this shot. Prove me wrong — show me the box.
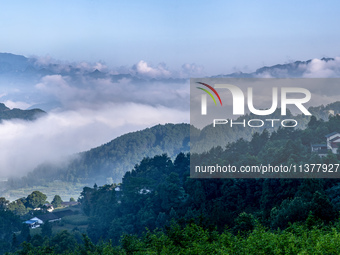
[35,213,60,222]
[23,220,38,224]
[325,132,340,138]
[311,144,327,147]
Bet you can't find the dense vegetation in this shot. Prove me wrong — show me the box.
[2,112,340,253]
[7,123,191,188]
[8,101,340,193]
[5,190,49,216]
[192,101,340,154]
[6,221,340,254]
[76,115,340,244]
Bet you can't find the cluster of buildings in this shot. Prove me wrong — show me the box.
[23,201,79,229]
[311,132,340,157]
[23,209,75,229]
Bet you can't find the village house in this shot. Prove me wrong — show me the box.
[61,201,79,207]
[31,213,61,224]
[23,209,75,228]
[22,219,40,229]
[311,132,340,156]
[32,203,54,212]
[311,143,328,157]
[325,132,340,154]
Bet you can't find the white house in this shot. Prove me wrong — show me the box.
[325,132,340,154]
[29,217,44,224]
[23,219,40,229]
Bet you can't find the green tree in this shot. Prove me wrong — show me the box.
[20,223,31,242]
[311,191,338,222]
[30,234,44,248]
[159,172,186,212]
[233,212,256,235]
[51,195,63,208]
[26,191,47,209]
[41,221,52,237]
[8,200,27,215]
[0,197,9,210]
[50,230,76,253]
[11,233,18,251]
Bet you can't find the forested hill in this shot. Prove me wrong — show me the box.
[3,115,340,254]
[10,123,192,187]
[0,103,45,121]
[8,100,340,189]
[79,115,340,245]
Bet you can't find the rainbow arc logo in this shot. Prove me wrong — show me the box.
[196,82,223,106]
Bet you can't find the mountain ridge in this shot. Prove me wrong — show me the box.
[0,102,46,122]
[1,52,337,80]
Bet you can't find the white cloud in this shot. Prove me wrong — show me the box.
[93,62,108,72]
[255,72,273,78]
[0,103,189,177]
[132,60,171,78]
[0,56,194,179]
[179,63,205,78]
[34,73,190,111]
[130,61,204,79]
[3,100,31,110]
[302,58,340,78]
[35,75,87,108]
[10,54,340,180]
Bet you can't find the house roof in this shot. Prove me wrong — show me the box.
[325,132,340,138]
[311,144,327,147]
[24,220,38,224]
[330,137,340,142]
[35,213,60,222]
[53,210,74,218]
[35,210,75,222]
[61,201,78,207]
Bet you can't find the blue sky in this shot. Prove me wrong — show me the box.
[1,0,340,75]
[2,0,340,178]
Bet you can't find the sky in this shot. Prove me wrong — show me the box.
[1,1,340,75]
[1,1,340,179]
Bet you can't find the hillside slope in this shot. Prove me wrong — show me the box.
[10,123,192,187]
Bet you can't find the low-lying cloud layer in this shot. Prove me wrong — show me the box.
[34,74,190,111]
[2,55,340,178]
[0,55,195,178]
[0,103,188,177]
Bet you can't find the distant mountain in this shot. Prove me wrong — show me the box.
[0,52,188,82]
[0,103,46,122]
[2,52,337,84]
[1,52,338,82]
[0,53,30,73]
[1,52,339,113]
[213,57,335,78]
